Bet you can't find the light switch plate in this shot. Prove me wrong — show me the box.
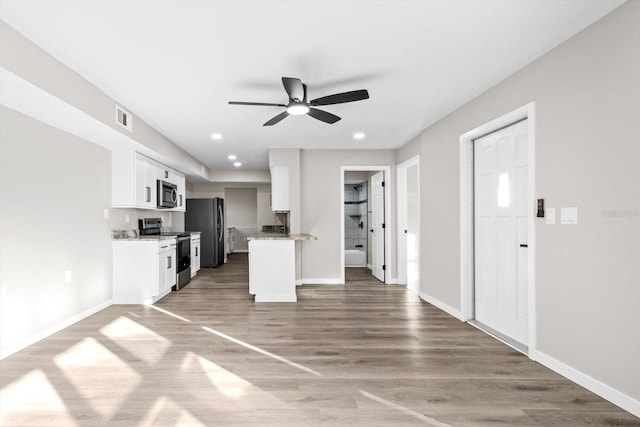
[561,207,578,225]
[546,208,556,225]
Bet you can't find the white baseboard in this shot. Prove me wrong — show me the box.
[231,249,249,253]
[535,351,640,418]
[300,278,344,285]
[419,291,464,320]
[0,299,113,360]
[366,264,373,269]
[386,277,399,285]
[255,294,297,302]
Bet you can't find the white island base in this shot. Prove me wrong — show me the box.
[249,239,297,302]
[247,233,316,302]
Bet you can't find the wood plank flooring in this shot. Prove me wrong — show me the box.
[1,253,638,426]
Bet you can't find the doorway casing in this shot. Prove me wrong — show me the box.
[459,102,537,359]
[340,166,392,285]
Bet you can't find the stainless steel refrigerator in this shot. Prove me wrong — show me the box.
[185,198,225,267]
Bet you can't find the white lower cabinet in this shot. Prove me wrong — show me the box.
[158,241,177,294]
[190,233,201,278]
[113,238,177,304]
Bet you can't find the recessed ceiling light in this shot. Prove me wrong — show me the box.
[228,154,237,160]
[353,132,366,140]
[211,133,223,140]
[233,162,242,167]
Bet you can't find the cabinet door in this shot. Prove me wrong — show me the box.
[165,248,177,290]
[159,249,176,293]
[170,173,185,212]
[270,166,289,211]
[135,154,156,209]
[194,242,201,273]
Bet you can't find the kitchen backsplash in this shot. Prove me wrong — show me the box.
[108,208,185,233]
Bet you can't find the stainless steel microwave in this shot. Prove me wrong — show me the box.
[157,180,177,209]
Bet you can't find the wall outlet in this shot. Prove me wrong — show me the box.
[64,270,72,283]
[125,214,130,224]
[104,208,109,220]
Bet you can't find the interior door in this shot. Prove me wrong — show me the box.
[474,119,529,346]
[371,171,385,282]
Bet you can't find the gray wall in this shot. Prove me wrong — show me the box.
[225,187,258,251]
[0,107,112,354]
[300,149,396,282]
[396,2,639,401]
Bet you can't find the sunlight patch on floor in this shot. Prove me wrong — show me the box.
[358,390,451,427]
[54,337,140,418]
[100,316,170,363]
[147,305,192,323]
[139,396,206,427]
[202,326,322,377]
[0,369,77,426]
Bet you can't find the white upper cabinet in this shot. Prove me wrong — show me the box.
[270,166,289,211]
[112,150,156,209]
[112,150,186,211]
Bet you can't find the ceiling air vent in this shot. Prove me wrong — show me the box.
[115,105,133,132]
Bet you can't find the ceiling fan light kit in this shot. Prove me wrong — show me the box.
[229,77,369,126]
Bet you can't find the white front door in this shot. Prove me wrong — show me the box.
[371,171,385,282]
[474,119,529,345]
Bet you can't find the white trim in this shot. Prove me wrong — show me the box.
[535,351,640,418]
[295,279,303,286]
[459,102,537,357]
[300,278,344,285]
[255,294,297,302]
[386,277,399,285]
[0,299,113,359]
[419,291,464,321]
[366,263,373,270]
[231,249,249,253]
[340,165,392,284]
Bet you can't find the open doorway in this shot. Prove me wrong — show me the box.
[397,155,420,294]
[340,166,391,284]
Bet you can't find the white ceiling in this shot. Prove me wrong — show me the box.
[0,0,625,171]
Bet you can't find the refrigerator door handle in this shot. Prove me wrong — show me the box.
[218,205,224,242]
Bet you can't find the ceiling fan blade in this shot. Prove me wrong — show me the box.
[229,101,286,107]
[282,77,304,102]
[307,107,341,124]
[263,111,289,126]
[310,89,370,106]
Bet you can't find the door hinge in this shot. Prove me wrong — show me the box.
[382,223,385,229]
[381,181,385,187]
[382,265,386,271]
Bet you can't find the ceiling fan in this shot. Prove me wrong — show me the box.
[229,77,369,126]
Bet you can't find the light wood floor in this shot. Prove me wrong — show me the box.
[1,253,638,426]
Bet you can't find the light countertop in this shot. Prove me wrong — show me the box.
[247,233,317,241]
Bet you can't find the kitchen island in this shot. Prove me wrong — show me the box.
[247,233,316,302]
